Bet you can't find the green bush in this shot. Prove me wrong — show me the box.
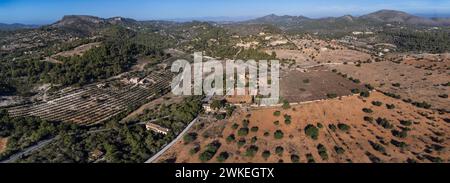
[386,104,396,109]
[273,111,281,116]
[360,91,370,98]
[231,123,239,130]
[376,118,393,129]
[362,108,373,113]
[216,151,229,162]
[199,141,221,162]
[306,154,315,163]
[372,101,383,106]
[291,154,300,163]
[275,146,284,155]
[284,114,292,125]
[237,128,249,136]
[251,126,259,132]
[305,124,319,140]
[226,134,235,143]
[399,120,412,126]
[183,132,198,144]
[327,93,337,99]
[274,130,284,139]
[364,116,374,123]
[262,150,271,160]
[334,146,345,154]
[328,124,337,132]
[317,144,328,160]
[245,145,259,157]
[337,123,350,132]
[237,138,246,147]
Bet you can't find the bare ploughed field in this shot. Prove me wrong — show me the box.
[328,59,450,111]
[280,70,367,103]
[394,53,450,74]
[267,38,372,67]
[157,91,449,163]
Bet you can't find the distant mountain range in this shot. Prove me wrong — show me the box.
[244,10,450,29]
[2,10,449,33]
[0,23,40,31]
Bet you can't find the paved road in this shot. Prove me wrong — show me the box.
[144,117,199,163]
[0,137,57,163]
[144,95,213,163]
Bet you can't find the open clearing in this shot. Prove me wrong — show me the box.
[280,70,367,103]
[157,91,449,163]
[328,59,449,111]
[0,137,8,153]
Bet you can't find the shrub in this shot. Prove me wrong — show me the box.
[438,94,448,98]
[251,126,259,132]
[251,136,257,143]
[360,91,370,98]
[183,132,198,144]
[199,141,221,162]
[274,130,284,139]
[392,83,401,87]
[317,144,328,160]
[273,120,280,125]
[305,124,319,140]
[351,88,360,94]
[392,129,408,138]
[364,116,374,123]
[372,101,383,106]
[189,146,200,155]
[216,151,229,162]
[386,104,396,109]
[317,123,323,128]
[282,100,290,109]
[237,128,249,136]
[237,138,246,147]
[362,108,373,113]
[262,150,271,160]
[291,154,300,163]
[226,134,235,143]
[399,120,412,126]
[328,124,337,132]
[376,118,393,129]
[303,79,310,83]
[390,139,408,149]
[365,84,374,90]
[275,146,284,155]
[411,101,431,109]
[284,114,292,125]
[231,123,239,130]
[306,154,315,163]
[337,123,350,132]
[327,93,338,99]
[334,146,345,154]
[263,132,270,137]
[369,140,385,154]
[245,145,259,157]
[242,119,250,127]
[273,111,281,116]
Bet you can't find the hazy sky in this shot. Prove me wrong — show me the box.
[0,0,449,24]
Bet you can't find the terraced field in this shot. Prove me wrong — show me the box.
[7,71,174,126]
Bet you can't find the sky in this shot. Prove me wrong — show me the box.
[0,0,449,24]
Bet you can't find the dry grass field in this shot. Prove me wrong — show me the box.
[328,59,449,111]
[157,91,449,163]
[280,70,367,103]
